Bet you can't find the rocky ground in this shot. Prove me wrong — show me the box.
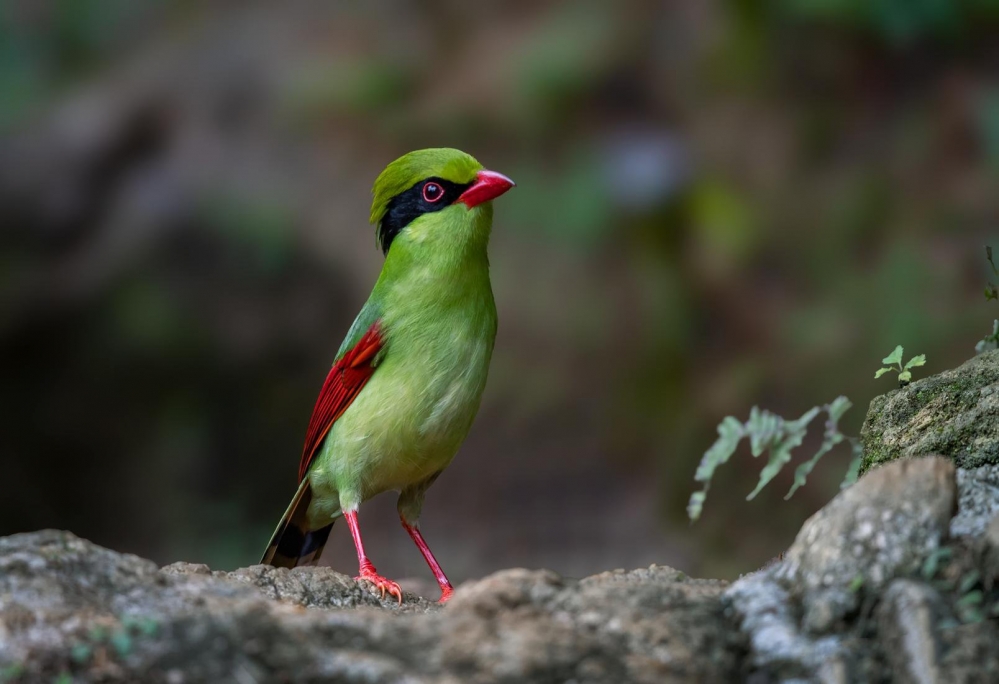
[2,351,998,683]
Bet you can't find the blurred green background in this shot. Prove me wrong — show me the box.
[0,0,996,586]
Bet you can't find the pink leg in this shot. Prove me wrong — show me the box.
[344,510,402,604]
[401,518,454,604]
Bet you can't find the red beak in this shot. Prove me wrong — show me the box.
[457,170,516,208]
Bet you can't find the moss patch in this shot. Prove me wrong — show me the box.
[860,350,999,474]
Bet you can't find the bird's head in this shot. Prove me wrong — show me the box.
[370,148,515,256]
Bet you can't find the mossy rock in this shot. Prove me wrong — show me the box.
[860,350,999,475]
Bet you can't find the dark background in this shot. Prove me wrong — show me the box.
[1,1,996,588]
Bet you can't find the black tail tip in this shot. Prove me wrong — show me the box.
[262,522,333,568]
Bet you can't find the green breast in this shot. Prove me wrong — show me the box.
[310,213,498,511]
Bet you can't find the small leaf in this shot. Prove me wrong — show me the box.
[840,448,862,489]
[686,491,707,523]
[785,446,830,499]
[920,546,952,580]
[689,417,745,521]
[960,606,985,624]
[747,408,780,458]
[826,396,852,422]
[986,284,998,301]
[882,345,903,366]
[874,368,892,379]
[747,408,817,500]
[693,417,744,483]
[786,401,850,499]
[848,574,864,593]
[787,431,840,498]
[898,370,911,383]
[904,354,926,370]
[957,590,983,607]
[71,643,93,664]
[747,439,796,501]
[959,570,981,594]
[110,629,133,657]
[791,406,822,430]
[983,320,999,354]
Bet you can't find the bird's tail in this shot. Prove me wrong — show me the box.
[260,478,334,568]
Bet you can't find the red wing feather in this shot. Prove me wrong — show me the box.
[298,322,383,482]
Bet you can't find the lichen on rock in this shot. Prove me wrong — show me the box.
[774,456,956,630]
[5,453,999,682]
[724,456,999,683]
[860,349,999,474]
[0,532,740,683]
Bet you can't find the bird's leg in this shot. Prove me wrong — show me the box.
[343,509,402,604]
[400,518,454,604]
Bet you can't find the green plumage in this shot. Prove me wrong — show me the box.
[309,184,497,526]
[262,149,503,582]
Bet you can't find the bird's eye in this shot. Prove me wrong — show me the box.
[422,182,444,203]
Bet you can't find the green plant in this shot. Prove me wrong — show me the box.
[920,546,952,581]
[977,246,998,354]
[919,548,996,626]
[66,615,159,669]
[955,570,985,623]
[687,396,861,521]
[70,643,92,664]
[977,320,999,355]
[874,345,925,386]
[0,664,25,683]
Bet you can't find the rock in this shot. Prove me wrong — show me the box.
[0,532,740,683]
[935,617,999,683]
[876,580,945,684]
[725,570,847,681]
[951,465,999,539]
[982,514,999,588]
[776,456,956,630]
[727,457,963,683]
[2,452,996,683]
[860,349,999,474]
[3,360,999,682]
[440,566,738,683]
[161,562,437,612]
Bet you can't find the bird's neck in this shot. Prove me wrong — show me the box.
[377,206,493,291]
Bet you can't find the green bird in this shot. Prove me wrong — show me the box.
[261,148,514,603]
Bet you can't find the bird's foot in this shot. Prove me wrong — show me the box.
[356,569,403,605]
[438,586,454,604]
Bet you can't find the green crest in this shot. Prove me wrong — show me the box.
[369,148,482,226]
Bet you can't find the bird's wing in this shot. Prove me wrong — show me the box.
[298,302,385,482]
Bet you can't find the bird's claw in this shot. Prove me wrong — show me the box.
[438,586,454,604]
[356,571,403,605]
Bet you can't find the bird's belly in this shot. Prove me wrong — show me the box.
[311,338,491,506]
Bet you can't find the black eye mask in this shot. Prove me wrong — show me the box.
[377,177,473,254]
